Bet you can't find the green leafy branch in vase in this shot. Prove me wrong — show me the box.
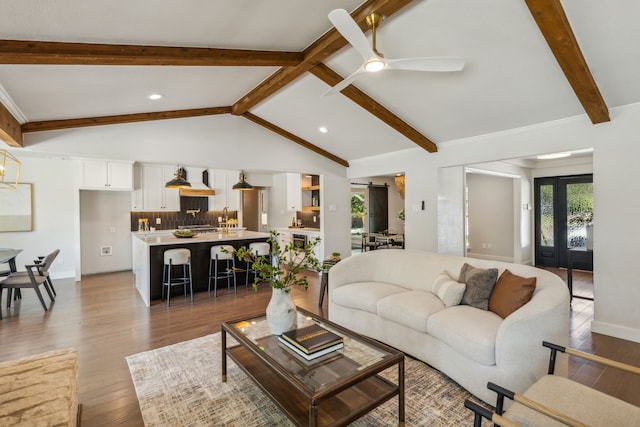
[234,230,322,293]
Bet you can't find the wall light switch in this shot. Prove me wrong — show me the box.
[313,216,317,223]
[156,218,161,225]
[109,226,116,233]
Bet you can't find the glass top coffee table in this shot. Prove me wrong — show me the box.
[221,306,405,427]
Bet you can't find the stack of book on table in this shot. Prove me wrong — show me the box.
[278,324,344,361]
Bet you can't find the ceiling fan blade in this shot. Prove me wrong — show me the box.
[385,57,465,72]
[328,9,375,62]
[323,68,365,96]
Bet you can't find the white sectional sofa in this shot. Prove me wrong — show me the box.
[328,249,570,404]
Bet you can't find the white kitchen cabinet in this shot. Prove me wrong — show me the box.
[305,231,323,262]
[277,230,293,261]
[79,159,133,190]
[209,169,240,211]
[131,164,144,211]
[286,173,301,212]
[142,165,180,211]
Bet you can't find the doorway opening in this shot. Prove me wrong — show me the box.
[350,175,405,254]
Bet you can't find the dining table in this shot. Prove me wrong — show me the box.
[0,249,22,274]
[1,249,23,302]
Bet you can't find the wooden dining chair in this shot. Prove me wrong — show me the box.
[38,249,60,296]
[0,264,54,318]
[4,249,60,303]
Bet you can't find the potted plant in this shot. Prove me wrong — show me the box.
[235,230,322,334]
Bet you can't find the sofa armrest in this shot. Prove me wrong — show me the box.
[494,280,570,380]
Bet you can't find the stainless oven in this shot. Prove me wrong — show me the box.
[292,233,307,249]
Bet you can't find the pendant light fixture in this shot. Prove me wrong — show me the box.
[165,166,191,188]
[232,170,253,190]
[0,149,21,189]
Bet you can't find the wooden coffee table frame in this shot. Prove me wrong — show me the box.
[221,307,405,427]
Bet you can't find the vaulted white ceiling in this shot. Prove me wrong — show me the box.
[1,0,638,165]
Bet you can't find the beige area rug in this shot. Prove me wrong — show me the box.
[126,333,487,426]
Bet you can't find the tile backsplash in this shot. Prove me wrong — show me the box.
[296,210,320,228]
[131,197,237,231]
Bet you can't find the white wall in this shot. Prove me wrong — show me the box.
[350,103,640,343]
[0,155,76,279]
[466,173,514,262]
[80,190,132,274]
[437,166,465,255]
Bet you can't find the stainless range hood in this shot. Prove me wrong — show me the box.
[179,168,216,197]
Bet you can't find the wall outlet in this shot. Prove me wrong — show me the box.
[156,217,161,225]
[100,246,113,256]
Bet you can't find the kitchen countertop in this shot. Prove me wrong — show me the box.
[133,230,270,246]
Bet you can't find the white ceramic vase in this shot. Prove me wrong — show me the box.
[266,288,297,335]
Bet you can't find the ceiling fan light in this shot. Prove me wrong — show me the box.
[364,59,385,72]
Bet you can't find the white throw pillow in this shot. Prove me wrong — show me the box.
[432,272,466,307]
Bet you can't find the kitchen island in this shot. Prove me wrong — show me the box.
[132,230,270,306]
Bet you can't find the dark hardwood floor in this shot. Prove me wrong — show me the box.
[0,267,638,426]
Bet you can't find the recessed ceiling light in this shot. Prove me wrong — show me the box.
[148,93,163,101]
[537,151,571,160]
[318,126,328,134]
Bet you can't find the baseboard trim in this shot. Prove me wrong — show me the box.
[591,320,640,344]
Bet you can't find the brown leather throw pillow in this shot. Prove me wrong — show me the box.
[489,269,537,318]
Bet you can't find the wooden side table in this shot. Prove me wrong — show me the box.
[318,259,338,306]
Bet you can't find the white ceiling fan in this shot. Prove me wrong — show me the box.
[324,9,465,96]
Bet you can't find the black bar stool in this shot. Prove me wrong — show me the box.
[208,245,236,296]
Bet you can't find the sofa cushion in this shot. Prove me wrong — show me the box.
[331,281,406,314]
[427,305,502,365]
[459,263,499,310]
[378,290,445,333]
[489,269,537,318]
[432,272,466,307]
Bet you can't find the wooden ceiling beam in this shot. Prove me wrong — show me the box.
[0,101,23,147]
[242,112,349,167]
[231,0,414,115]
[525,0,609,124]
[0,40,302,66]
[22,107,232,133]
[310,64,438,153]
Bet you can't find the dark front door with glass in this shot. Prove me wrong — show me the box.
[534,174,593,270]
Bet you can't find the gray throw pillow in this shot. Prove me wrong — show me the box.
[458,263,499,310]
